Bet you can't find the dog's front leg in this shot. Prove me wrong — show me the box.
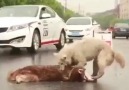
[77,61,87,67]
[75,56,87,68]
[73,62,86,69]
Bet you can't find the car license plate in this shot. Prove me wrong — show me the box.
[72,32,80,36]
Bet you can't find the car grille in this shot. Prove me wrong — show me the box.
[0,40,10,44]
[68,35,84,37]
[0,28,8,33]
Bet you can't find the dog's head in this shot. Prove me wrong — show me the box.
[61,66,87,81]
[54,52,72,71]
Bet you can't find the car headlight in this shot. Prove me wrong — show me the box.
[8,24,28,32]
[7,22,36,32]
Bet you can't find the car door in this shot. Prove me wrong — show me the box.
[39,7,52,43]
[45,7,60,42]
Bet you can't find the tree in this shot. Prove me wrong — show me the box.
[0,0,78,21]
[0,0,5,7]
[92,14,117,29]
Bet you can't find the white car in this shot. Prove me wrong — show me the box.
[65,17,100,42]
[0,5,66,53]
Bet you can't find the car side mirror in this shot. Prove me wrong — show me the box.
[41,13,51,19]
[92,21,98,25]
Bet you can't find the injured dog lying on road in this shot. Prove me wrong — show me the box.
[8,65,94,84]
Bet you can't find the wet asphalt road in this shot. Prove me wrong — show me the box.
[0,38,129,90]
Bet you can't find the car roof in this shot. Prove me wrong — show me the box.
[1,5,47,8]
[68,17,92,20]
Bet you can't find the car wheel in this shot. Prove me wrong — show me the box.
[55,31,66,51]
[112,34,115,39]
[126,36,129,39]
[113,36,115,39]
[27,30,40,53]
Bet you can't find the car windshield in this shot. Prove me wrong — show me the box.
[114,23,129,28]
[0,6,39,17]
[66,18,91,25]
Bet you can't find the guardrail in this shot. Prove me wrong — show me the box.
[93,31,113,47]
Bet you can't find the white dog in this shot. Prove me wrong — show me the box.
[54,38,125,79]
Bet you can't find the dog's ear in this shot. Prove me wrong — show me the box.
[53,53,58,56]
[78,69,84,74]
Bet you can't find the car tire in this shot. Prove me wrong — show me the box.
[112,34,115,39]
[27,30,40,53]
[55,31,66,51]
[126,36,129,39]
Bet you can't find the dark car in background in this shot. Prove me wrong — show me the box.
[111,23,129,39]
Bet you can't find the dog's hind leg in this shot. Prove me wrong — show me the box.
[92,50,107,79]
[92,62,106,79]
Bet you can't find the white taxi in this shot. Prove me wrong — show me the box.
[0,5,66,53]
[65,17,100,42]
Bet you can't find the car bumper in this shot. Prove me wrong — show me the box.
[114,32,129,36]
[66,31,93,40]
[0,28,32,48]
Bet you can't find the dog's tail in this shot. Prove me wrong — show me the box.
[114,51,125,68]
